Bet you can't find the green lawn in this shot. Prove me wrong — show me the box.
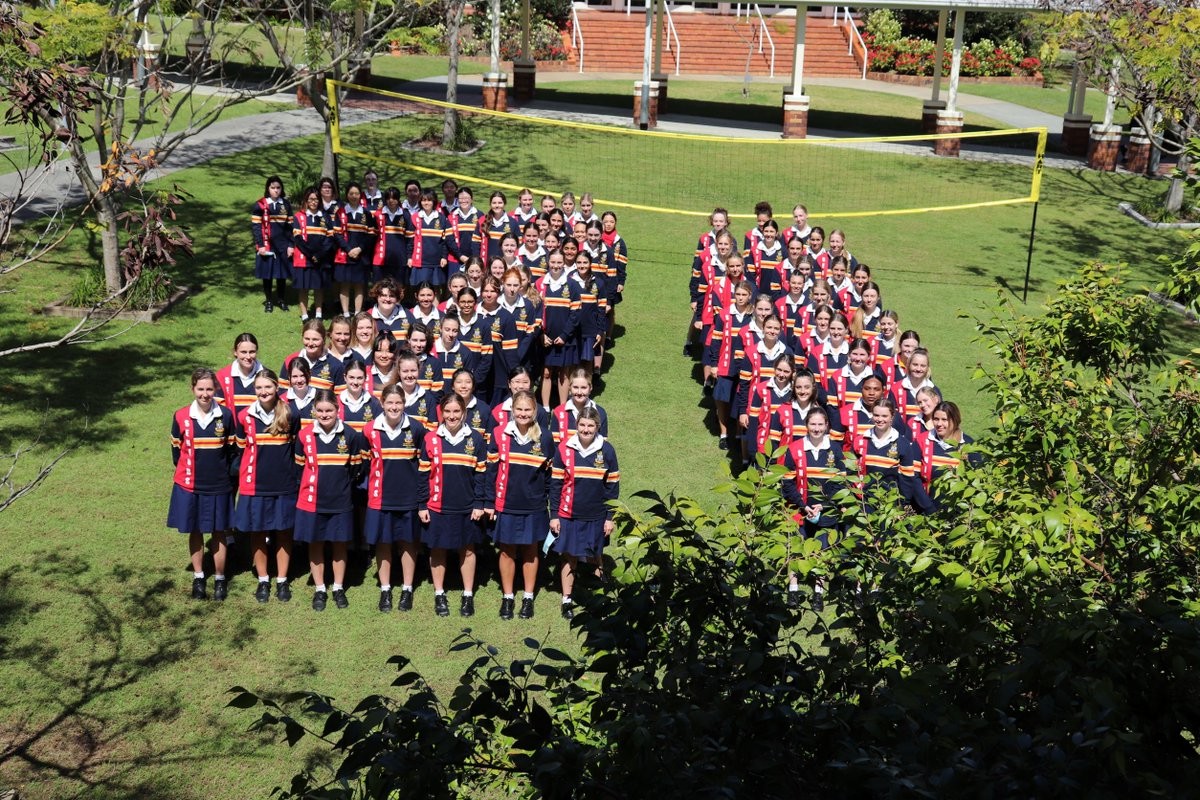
[0,109,1189,798]
[536,77,1010,135]
[953,82,1131,125]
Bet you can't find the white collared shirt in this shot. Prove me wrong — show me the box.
[287,387,316,409]
[566,433,605,458]
[339,390,371,413]
[437,423,471,445]
[453,205,480,220]
[230,359,264,382]
[825,340,850,358]
[315,419,346,443]
[901,375,935,394]
[379,414,410,439]
[504,420,534,446]
[804,435,831,455]
[190,400,219,428]
[247,400,277,426]
[418,208,439,225]
[546,272,569,293]
[758,339,786,361]
[869,426,900,448]
[403,385,427,405]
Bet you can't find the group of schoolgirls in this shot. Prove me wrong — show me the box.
[166,321,620,622]
[252,172,629,365]
[684,200,981,608]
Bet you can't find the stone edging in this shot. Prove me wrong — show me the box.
[867,71,1044,87]
[43,286,192,323]
[1118,201,1200,230]
[1148,291,1198,323]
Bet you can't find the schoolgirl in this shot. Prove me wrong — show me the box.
[510,188,537,231]
[338,360,384,434]
[828,257,853,298]
[362,383,428,613]
[423,392,487,617]
[449,187,484,266]
[280,318,346,393]
[454,287,491,373]
[291,187,338,321]
[835,374,890,452]
[294,389,372,610]
[922,401,981,500]
[888,330,922,388]
[734,317,792,456]
[560,191,579,227]
[909,386,942,446]
[251,175,293,313]
[781,236,815,289]
[438,368,491,438]
[743,200,773,253]
[780,406,845,611]
[215,332,265,419]
[318,176,339,218]
[549,208,568,238]
[361,170,383,211]
[690,229,735,361]
[326,316,356,370]
[168,367,237,601]
[571,251,607,373]
[776,269,812,350]
[844,264,871,315]
[872,311,900,373]
[479,191,519,262]
[826,229,859,273]
[234,368,298,603]
[538,249,581,411]
[478,275,502,316]
[849,281,883,338]
[499,233,521,273]
[539,194,557,214]
[576,192,599,226]
[346,312,377,366]
[823,337,885,411]
[403,179,422,214]
[751,220,785,299]
[761,368,820,457]
[549,406,619,620]
[366,333,400,398]
[853,397,934,515]
[492,366,553,430]
[284,360,317,427]
[782,203,811,247]
[396,349,437,428]
[495,266,543,382]
[807,313,851,383]
[583,222,617,305]
[741,352,794,461]
[438,274,470,315]
[334,182,375,316]
[599,212,627,325]
[518,221,549,280]
[706,279,756,450]
[409,282,443,335]
[369,278,409,337]
[406,188,455,287]
[485,390,555,620]
[701,250,748,364]
[891,347,936,421]
[439,178,459,216]
[796,301,835,365]
[551,367,609,444]
[571,220,589,253]
[804,226,830,277]
[373,187,409,285]
[429,316,479,399]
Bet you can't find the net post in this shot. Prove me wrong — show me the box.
[1022,201,1038,304]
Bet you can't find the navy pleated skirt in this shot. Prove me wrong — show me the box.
[551,517,607,559]
[235,494,296,532]
[424,510,484,549]
[492,510,549,546]
[167,485,233,534]
[292,265,328,290]
[362,508,420,545]
[294,509,354,542]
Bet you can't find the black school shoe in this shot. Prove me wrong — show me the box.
[787,588,800,609]
[499,597,515,620]
[379,588,393,612]
[312,590,328,612]
[191,577,207,600]
[213,578,229,602]
[811,591,825,614]
[561,600,574,620]
[263,300,273,313]
[333,588,349,609]
[434,594,450,617]
[518,597,535,619]
[276,580,292,602]
[275,297,290,312]
[460,595,475,617]
[398,588,414,612]
[255,581,271,603]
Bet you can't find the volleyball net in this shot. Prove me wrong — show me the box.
[327,79,1046,220]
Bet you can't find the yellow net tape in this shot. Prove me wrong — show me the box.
[328,79,1047,220]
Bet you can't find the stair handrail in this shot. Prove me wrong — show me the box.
[752,3,774,79]
[664,2,681,76]
[571,4,584,73]
[838,6,868,79]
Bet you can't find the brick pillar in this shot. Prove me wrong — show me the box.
[633,81,660,129]
[512,59,536,105]
[782,93,810,140]
[1061,113,1093,156]
[933,110,964,157]
[1087,124,1121,171]
[1124,126,1151,174]
[482,73,508,112]
[922,100,946,135]
[653,72,670,115]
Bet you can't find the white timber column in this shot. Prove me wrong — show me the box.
[512,0,537,103]
[934,8,965,157]
[782,5,809,138]
[923,9,948,133]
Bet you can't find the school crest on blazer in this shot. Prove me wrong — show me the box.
[594,451,605,468]
[214,418,225,436]
[491,317,502,332]
[464,437,475,455]
[531,440,543,456]
[336,436,348,454]
[403,430,413,446]
[470,409,482,427]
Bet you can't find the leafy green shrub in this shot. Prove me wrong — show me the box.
[865,8,901,46]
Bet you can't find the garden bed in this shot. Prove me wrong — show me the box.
[867,71,1044,87]
[42,285,192,323]
[1118,202,1200,230]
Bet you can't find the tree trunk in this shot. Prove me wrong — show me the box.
[97,195,123,293]
[443,0,464,147]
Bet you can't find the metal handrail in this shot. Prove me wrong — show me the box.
[664,2,681,76]
[571,5,585,72]
[837,6,869,79]
[752,4,774,78]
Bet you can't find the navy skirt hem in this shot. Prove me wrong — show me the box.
[543,342,580,367]
[713,376,737,403]
[294,509,355,542]
[492,510,549,546]
[551,517,606,559]
[363,508,420,544]
[254,255,292,281]
[167,485,234,534]
[424,510,484,549]
[292,266,328,289]
[235,494,296,532]
[334,263,369,283]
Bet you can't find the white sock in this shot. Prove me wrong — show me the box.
[332,583,343,591]
[402,585,412,592]
[276,576,287,584]
[562,596,572,604]
[258,576,270,583]
[503,593,514,599]
[462,591,473,597]
[523,592,534,600]
[315,584,327,593]
[300,314,309,322]
[788,581,799,591]
[435,589,445,596]
[214,574,225,581]
[380,584,391,592]
[194,571,205,579]
[814,584,825,594]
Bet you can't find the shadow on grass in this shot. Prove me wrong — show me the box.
[0,558,260,799]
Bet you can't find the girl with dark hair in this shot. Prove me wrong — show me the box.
[252,175,293,313]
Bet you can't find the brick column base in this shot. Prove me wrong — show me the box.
[1061,113,1093,155]
[1087,124,1121,171]
[482,73,508,112]
[782,93,810,139]
[633,81,660,128]
[512,60,536,104]
[922,100,946,135]
[652,73,670,115]
[1124,126,1151,174]
[933,110,964,157]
